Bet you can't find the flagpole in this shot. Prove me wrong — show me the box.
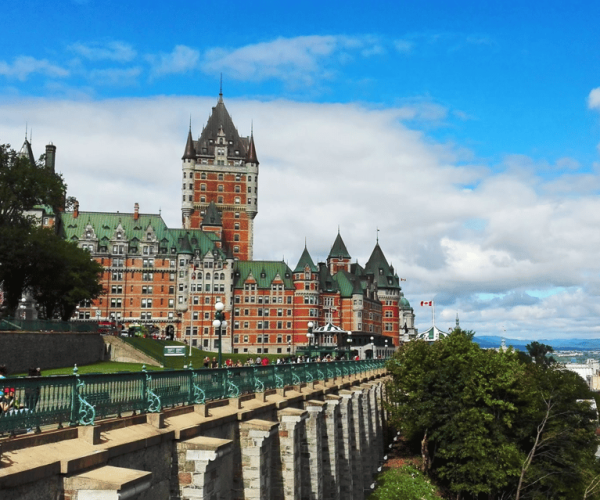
[432,301,435,329]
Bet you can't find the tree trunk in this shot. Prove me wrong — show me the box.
[421,429,430,473]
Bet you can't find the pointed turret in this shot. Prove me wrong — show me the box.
[364,242,399,289]
[182,127,196,160]
[293,245,318,273]
[245,130,259,165]
[328,232,351,260]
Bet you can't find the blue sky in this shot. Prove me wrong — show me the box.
[2,0,600,340]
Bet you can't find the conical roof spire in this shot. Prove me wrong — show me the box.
[328,232,351,260]
[202,201,222,226]
[293,244,318,273]
[182,126,196,160]
[245,126,259,164]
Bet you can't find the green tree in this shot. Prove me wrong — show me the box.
[525,341,555,367]
[0,143,102,318]
[385,331,600,499]
[27,228,104,320]
[386,331,528,498]
[0,143,65,228]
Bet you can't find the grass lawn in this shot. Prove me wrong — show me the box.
[13,361,163,377]
[121,336,288,369]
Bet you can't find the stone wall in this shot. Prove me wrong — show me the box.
[0,332,105,374]
[0,369,388,500]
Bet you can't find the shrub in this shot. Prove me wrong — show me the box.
[368,465,439,500]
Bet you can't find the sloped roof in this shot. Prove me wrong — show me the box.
[313,322,346,333]
[59,211,223,258]
[182,127,196,160]
[416,325,449,342]
[194,95,250,159]
[293,246,318,273]
[202,201,222,226]
[318,263,339,293]
[332,269,363,298]
[364,243,400,290]
[328,232,351,260]
[233,261,294,289]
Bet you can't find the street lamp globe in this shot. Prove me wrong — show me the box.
[212,319,221,328]
[215,301,225,312]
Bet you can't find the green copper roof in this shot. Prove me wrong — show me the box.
[400,297,411,308]
[233,261,294,289]
[328,232,351,260]
[364,243,400,290]
[332,270,363,298]
[293,246,318,273]
[59,211,222,258]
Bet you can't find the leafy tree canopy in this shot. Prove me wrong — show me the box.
[0,143,102,318]
[385,331,600,499]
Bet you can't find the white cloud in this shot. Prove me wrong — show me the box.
[588,87,600,110]
[1,96,599,340]
[147,45,200,77]
[0,56,69,81]
[202,35,379,85]
[68,41,137,62]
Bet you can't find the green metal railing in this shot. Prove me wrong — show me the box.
[0,360,385,436]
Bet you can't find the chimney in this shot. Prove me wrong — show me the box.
[45,143,56,172]
[134,203,139,220]
[73,200,79,219]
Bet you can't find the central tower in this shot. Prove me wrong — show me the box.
[182,92,259,260]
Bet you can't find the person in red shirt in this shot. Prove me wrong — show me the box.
[261,357,269,366]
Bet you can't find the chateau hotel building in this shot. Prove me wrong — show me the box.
[63,93,416,354]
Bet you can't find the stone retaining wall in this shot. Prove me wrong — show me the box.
[0,369,389,500]
[0,332,105,374]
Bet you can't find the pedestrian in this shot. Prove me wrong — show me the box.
[203,356,210,368]
[225,358,232,367]
[25,367,41,411]
[256,356,261,365]
[261,357,269,366]
[211,357,218,368]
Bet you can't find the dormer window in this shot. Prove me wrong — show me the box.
[116,233,122,240]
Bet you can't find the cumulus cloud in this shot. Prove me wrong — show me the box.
[0,56,69,81]
[1,96,599,340]
[68,41,137,62]
[147,45,200,77]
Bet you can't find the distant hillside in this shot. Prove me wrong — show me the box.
[472,336,600,351]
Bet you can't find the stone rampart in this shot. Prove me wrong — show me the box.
[0,369,389,500]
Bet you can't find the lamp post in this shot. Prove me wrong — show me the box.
[288,340,291,355]
[385,339,389,359]
[306,321,314,346]
[346,331,352,360]
[213,300,227,368]
[370,336,374,360]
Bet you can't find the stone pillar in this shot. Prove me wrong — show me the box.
[337,390,354,500]
[176,436,233,500]
[239,419,280,500]
[369,382,384,466]
[324,394,341,500]
[349,388,365,499]
[276,408,308,500]
[63,465,152,500]
[359,384,376,483]
[304,400,325,500]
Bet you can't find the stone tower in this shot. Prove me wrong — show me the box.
[182,92,259,260]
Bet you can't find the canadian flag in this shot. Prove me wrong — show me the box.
[420,301,433,306]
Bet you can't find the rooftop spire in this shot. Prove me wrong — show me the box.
[219,74,223,103]
[182,126,196,160]
[245,126,259,164]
